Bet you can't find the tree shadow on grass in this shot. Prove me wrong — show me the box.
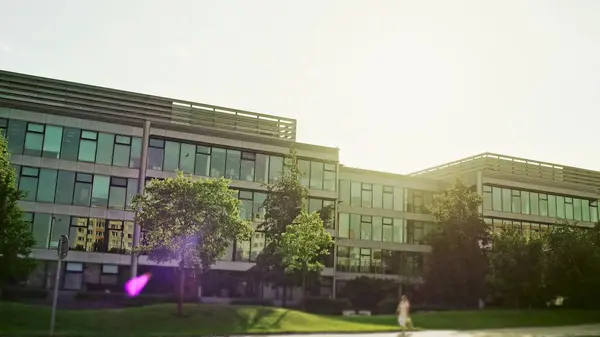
[232,307,290,332]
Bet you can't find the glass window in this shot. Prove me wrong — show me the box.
[309,198,323,214]
[255,154,269,183]
[60,127,80,161]
[147,138,164,170]
[50,215,70,249]
[511,190,521,213]
[383,186,394,210]
[253,192,266,220]
[591,201,598,223]
[350,181,361,207]
[130,137,142,168]
[361,183,372,208]
[582,199,590,222]
[360,248,371,273]
[361,215,372,240]
[126,179,138,210]
[239,191,253,220]
[178,143,195,174]
[502,188,511,212]
[78,130,98,162]
[556,196,565,218]
[349,214,360,239]
[42,125,63,158]
[240,152,255,182]
[339,180,350,205]
[539,194,548,217]
[210,148,226,178]
[109,177,128,210]
[113,135,131,167]
[96,133,115,165]
[573,198,582,221]
[7,119,26,154]
[382,218,393,242]
[530,192,539,215]
[393,218,404,243]
[55,171,75,205]
[372,216,382,241]
[323,163,336,191]
[298,159,310,187]
[24,123,44,156]
[73,173,93,206]
[338,213,349,238]
[163,141,180,172]
[107,220,124,253]
[492,187,502,211]
[521,191,530,214]
[565,198,574,220]
[37,169,57,203]
[372,184,383,209]
[310,162,324,190]
[394,187,404,211]
[483,186,492,210]
[194,145,210,176]
[32,213,52,248]
[548,195,557,218]
[225,150,241,180]
[268,156,283,183]
[92,175,110,207]
[19,167,39,201]
[0,118,5,136]
[13,164,20,184]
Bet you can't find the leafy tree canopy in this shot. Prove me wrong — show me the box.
[0,134,35,296]
[422,179,489,307]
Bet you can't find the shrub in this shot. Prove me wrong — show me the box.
[301,297,352,315]
[74,292,197,307]
[1,287,48,301]
[376,297,398,315]
[340,276,398,311]
[230,298,274,306]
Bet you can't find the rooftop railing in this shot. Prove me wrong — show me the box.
[410,152,600,192]
[0,70,296,141]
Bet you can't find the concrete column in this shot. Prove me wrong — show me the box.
[130,120,151,278]
[331,161,340,299]
[476,171,483,214]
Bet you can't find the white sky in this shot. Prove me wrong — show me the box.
[1,0,599,174]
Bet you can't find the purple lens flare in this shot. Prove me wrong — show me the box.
[125,272,151,297]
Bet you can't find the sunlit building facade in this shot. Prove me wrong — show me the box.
[2,70,598,302]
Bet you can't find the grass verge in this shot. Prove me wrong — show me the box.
[2,302,600,336]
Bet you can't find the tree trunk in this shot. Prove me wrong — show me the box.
[177,263,185,316]
[282,284,287,308]
[301,273,307,311]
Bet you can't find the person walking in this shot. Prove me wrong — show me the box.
[396,295,411,335]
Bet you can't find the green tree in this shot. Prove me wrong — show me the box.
[544,222,600,308]
[255,146,307,305]
[486,227,546,308]
[340,276,398,311]
[133,172,252,315]
[280,210,333,304]
[421,179,490,308]
[0,134,35,298]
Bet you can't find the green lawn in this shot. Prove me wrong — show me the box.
[2,302,600,336]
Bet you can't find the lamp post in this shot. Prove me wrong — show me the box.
[49,234,69,336]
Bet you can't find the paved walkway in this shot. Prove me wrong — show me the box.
[246,324,600,337]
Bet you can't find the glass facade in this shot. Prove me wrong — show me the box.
[1,118,142,168]
[338,180,409,211]
[17,167,137,210]
[483,185,599,223]
[336,246,424,275]
[337,212,434,245]
[147,137,336,191]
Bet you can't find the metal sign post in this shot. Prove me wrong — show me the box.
[50,235,69,336]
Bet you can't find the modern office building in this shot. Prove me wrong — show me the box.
[1,70,598,302]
